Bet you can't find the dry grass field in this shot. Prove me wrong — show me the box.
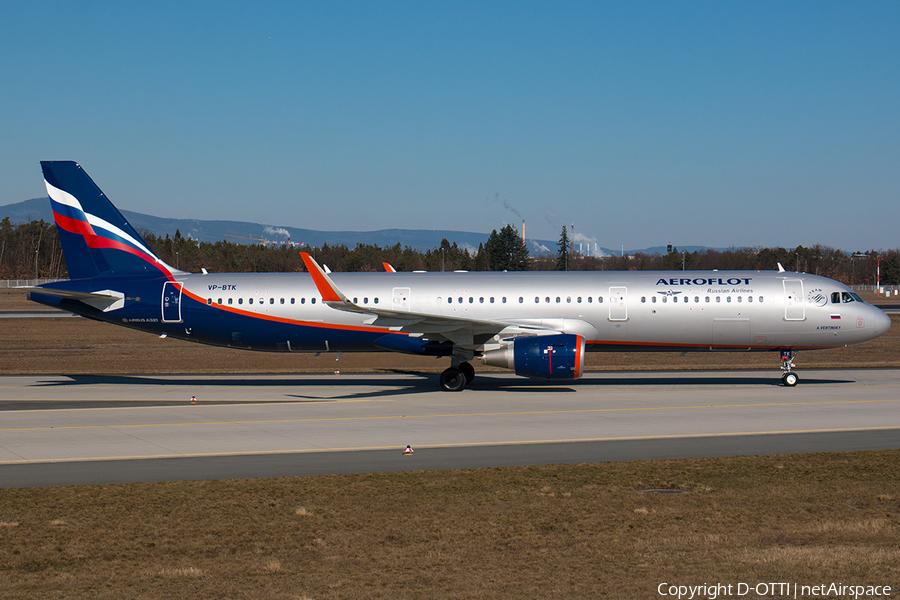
[2,289,899,598]
[1,454,899,599]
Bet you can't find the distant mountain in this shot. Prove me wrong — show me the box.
[1,197,713,256]
[2,197,494,252]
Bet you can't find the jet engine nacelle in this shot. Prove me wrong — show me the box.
[482,334,585,380]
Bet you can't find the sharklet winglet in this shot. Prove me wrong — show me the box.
[300,252,351,305]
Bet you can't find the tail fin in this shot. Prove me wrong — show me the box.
[41,161,175,279]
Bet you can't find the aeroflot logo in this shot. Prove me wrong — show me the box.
[657,277,753,286]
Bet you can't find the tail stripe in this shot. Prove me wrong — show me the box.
[45,179,172,278]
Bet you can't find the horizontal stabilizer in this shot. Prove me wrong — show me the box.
[20,286,125,312]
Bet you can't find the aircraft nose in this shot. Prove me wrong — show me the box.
[873,307,892,338]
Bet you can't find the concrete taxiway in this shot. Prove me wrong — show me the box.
[1,369,898,487]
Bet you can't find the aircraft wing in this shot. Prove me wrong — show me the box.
[300,253,548,344]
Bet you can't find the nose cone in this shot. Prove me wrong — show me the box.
[872,306,892,339]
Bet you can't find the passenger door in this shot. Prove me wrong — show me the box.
[162,281,183,323]
[783,279,805,321]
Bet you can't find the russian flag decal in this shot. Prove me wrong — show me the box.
[831,314,841,320]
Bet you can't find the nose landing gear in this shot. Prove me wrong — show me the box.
[780,349,798,386]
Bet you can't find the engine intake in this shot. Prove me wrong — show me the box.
[482,334,584,380]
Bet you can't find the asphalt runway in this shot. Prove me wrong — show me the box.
[1,369,898,488]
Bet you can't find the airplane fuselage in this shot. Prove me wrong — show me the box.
[34,269,888,354]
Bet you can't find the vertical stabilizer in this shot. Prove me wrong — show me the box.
[41,161,174,279]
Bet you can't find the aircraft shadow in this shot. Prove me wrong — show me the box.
[577,374,855,386]
[5,372,856,410]
[29,372,854,392]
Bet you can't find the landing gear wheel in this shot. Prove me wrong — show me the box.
[440,367,467,392]
[458,361,475,385]
[781,372,799,387]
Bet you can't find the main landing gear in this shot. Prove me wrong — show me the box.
[780,349,799,387]
[440,361,475,392]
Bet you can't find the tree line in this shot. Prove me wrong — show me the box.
[2,217,898,287]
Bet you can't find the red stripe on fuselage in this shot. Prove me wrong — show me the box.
[585,339,838,351]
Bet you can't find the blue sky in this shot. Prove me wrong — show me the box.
[2,1,898,252]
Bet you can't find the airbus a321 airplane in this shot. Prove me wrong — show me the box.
[26,161,891,391]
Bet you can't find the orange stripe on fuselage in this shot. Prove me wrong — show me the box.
[180,287,394,334]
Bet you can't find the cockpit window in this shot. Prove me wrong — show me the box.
[831,292,841,304]
[841,291,862,303]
